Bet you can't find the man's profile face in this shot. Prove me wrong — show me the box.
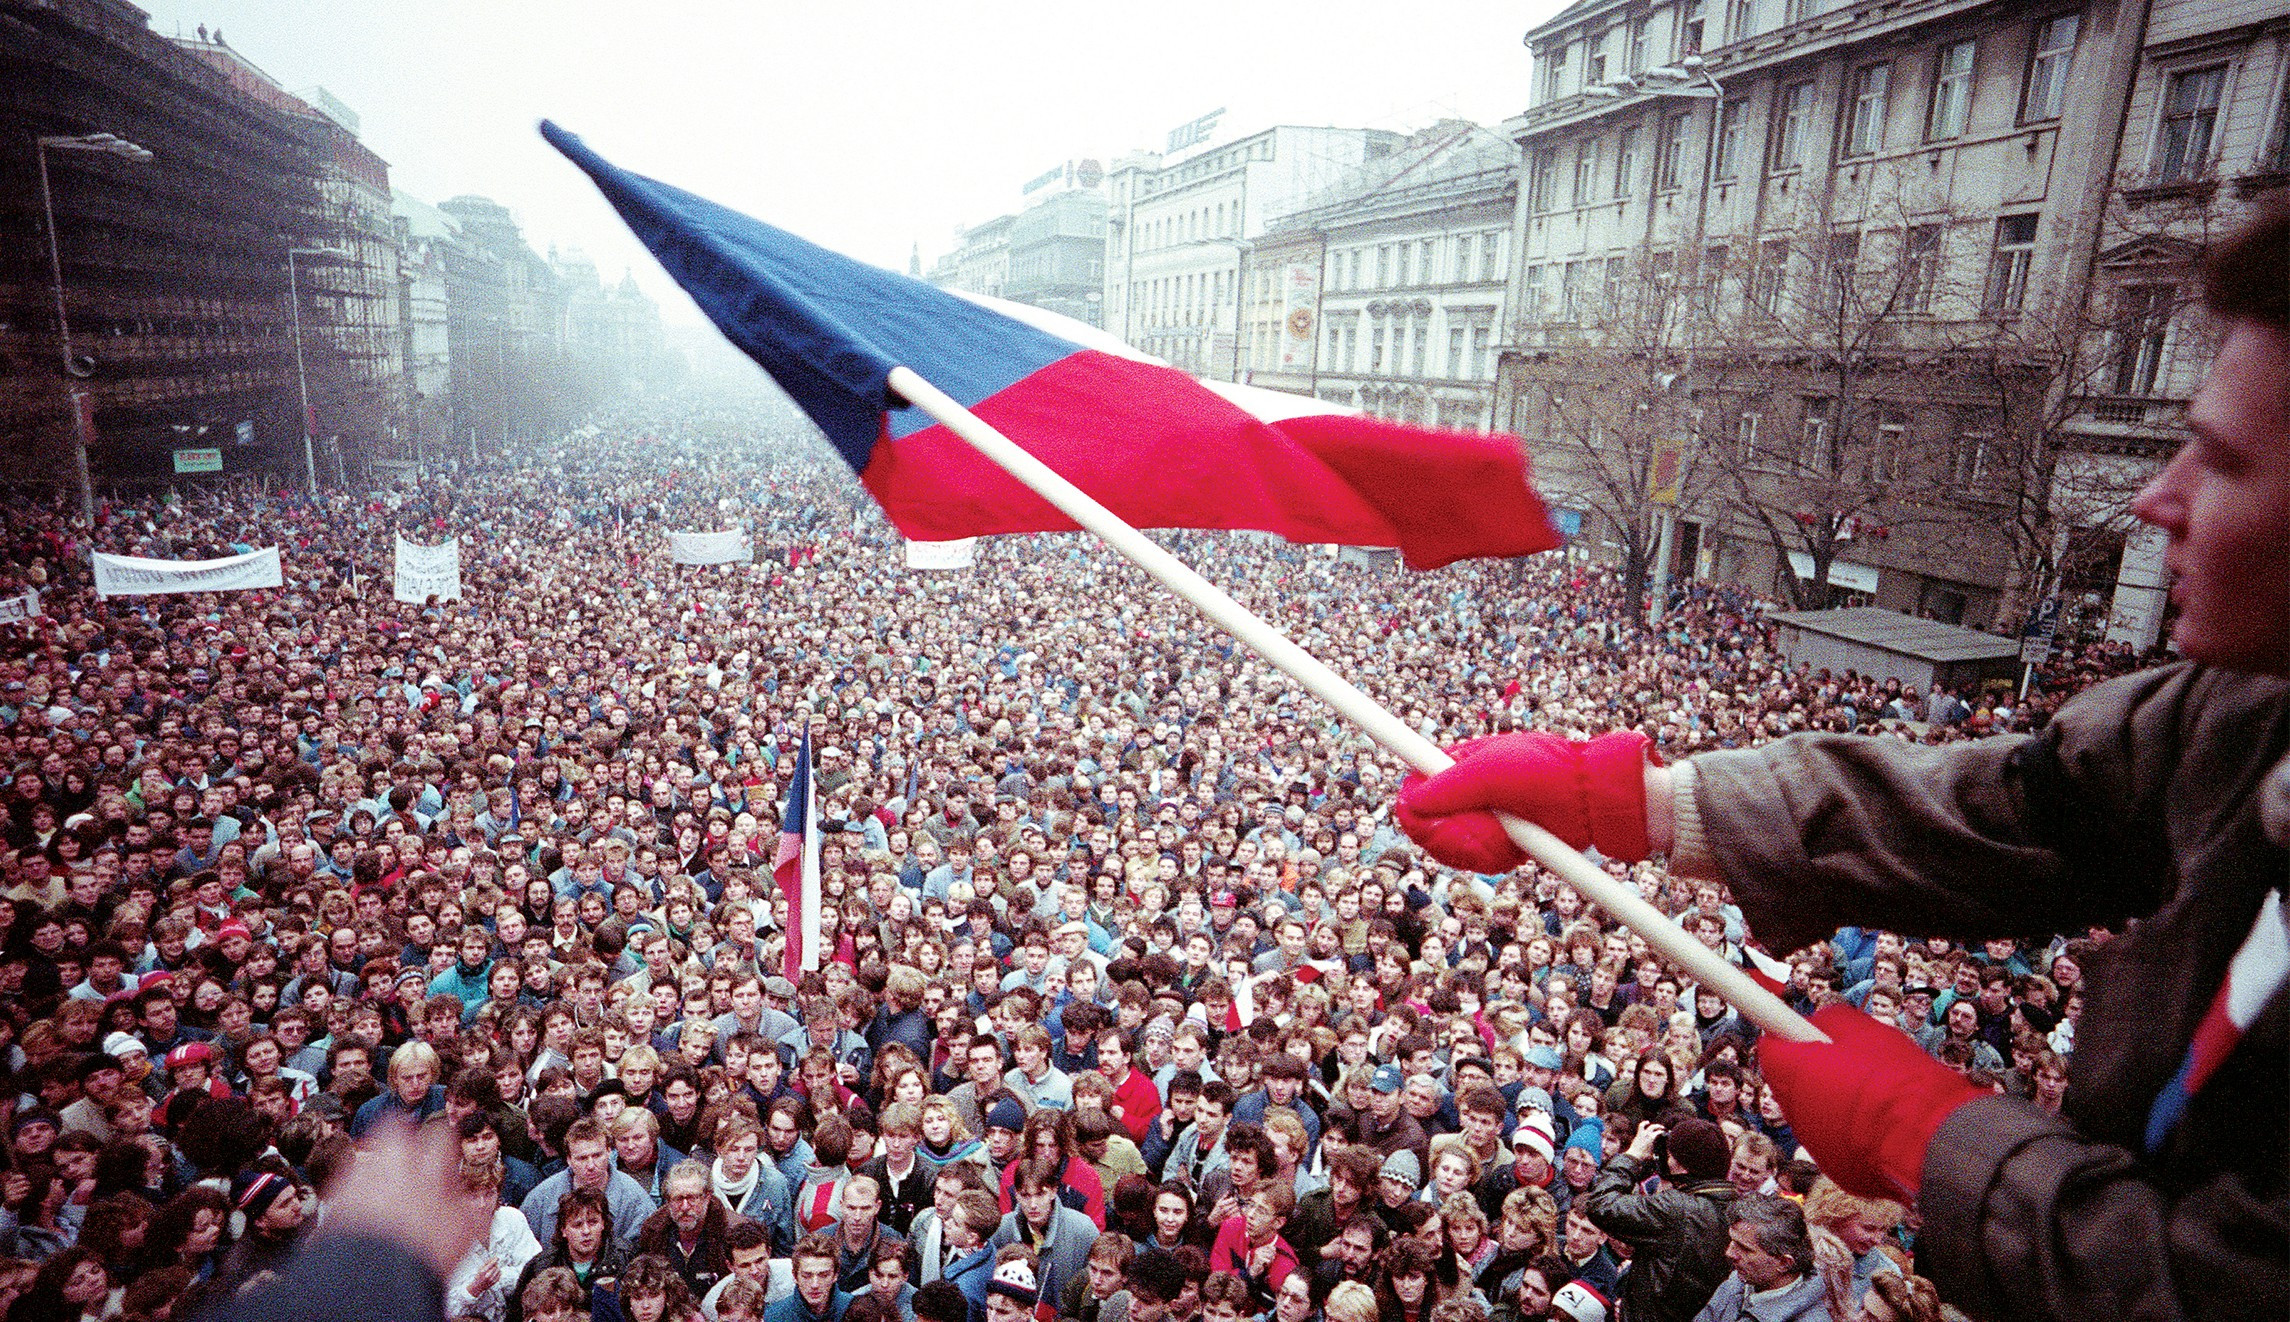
[2136,319,2290,674]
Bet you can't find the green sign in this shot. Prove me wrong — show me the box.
[173,448,223,474]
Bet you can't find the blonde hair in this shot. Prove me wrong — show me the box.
[1802,1177,1906,1233]
[920,1095,972,1142]
[1325,1282,1379,1322]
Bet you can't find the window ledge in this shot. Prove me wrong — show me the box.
[2121,178,2218,207]
[2234,170,2290,197]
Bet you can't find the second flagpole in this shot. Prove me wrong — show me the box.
[885,365,1824,1044]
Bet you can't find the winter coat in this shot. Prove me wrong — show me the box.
[1676,663,2289,1321]
[1577,1155,1738,1322]
[1689,1270,1832,1322]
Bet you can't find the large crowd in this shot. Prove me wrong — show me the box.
[0,398,2156,1322]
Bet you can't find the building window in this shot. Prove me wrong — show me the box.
[2155,65,2228,184]
[1411,324,1428,375]
[1588,32,1609,86]
[1714,99,1746,179]
[1799,398,1835,472]
[1343,323,1359,372]
[1826,230,1860,303]
[1679,0,1705,56]
[1754,239,1790,313]
[2022,14,2079,123]
[1870,415,1907,483]
[1929,40,1975,140]
[1771,81,1815,170]
[1449,327,1466,376]
[1530,148,1559,211]
[1903,224,1943,313]
[1657,111,1692,189]
[1560,261,1584,320]
[1453,236,1473,282]
[2110,283,2173,395]
[1847,63,1892,157]
[2269,80,2290,171]
[1370,324,1387,372]
[1471,326,1492,378]
[1540,43,1571,103]
[1573,141,1598,206]
[1615,126,1639,198]
[1482,232,1502,281]
[1736,411,1762,462]
[1395,244,1411,287]
[1377,245,1393,287]
[1328,324,1342,366]
[1954,427,1992,485]
[1986,213,2039,312]
[1521,264,1545,318]
[1628,17,1649,73]
[1727,0,1758,43]
[1420,240,1437,283]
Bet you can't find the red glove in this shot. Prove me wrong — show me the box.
[1757,1003,1989,1202]
[1394,731,1656,873]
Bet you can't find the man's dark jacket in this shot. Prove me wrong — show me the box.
[1578,1154,1738,1322]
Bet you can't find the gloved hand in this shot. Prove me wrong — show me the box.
[1757,1003,1990,1202]
[1394,731,1656,873]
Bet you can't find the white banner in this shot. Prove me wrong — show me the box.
[904,538,978,570]
[669,529,751,565]
[393,535,463,603]
[0,590,40,624]
[92,547,282,598]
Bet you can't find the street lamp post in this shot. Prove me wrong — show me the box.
[286,245,350,497]
[36,132,153,524]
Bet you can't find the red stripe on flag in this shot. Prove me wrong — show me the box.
[862,351,1556,570]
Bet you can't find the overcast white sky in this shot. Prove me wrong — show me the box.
[144,1,1556,323]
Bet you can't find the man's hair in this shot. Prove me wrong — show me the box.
[521,1266,586,1317]
[726,1218,772,1253]
[955,1188,1003,1239]
[792,1231,841,1272]
[1200,1272,1251,1312]
[1090,1231,1137,1270]
[1014,1156,1062,1196]
[914,1282,969,1322]
[1126,1249,1190,1305]
[2205,196,2290,331]
[1730,1194,1813,1275]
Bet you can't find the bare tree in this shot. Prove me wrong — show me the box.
[1509,250,1715,624]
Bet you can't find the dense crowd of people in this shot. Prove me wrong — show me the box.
[0,397,2155,1322]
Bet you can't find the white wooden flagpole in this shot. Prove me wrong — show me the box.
[885,365,1824,1044]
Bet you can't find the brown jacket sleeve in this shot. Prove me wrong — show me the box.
[1667,663,2290,1322]
[1669,664,2221,953]
[1917,1094,2289,1322]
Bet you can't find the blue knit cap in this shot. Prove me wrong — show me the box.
[1563,1117,1605,1157]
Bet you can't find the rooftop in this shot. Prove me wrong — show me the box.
[1766,607,2019,663]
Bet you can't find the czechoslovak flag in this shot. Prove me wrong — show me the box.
[541,122,1560,569]
[774,727,823,980]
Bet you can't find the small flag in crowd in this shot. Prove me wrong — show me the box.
[1740,943,1795,998]
[541,122,1559,570]
[774,727,823,979]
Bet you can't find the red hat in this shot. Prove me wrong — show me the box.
[165,1041,216,1071]
[216,921,251,942]
[1210,890,1238,909]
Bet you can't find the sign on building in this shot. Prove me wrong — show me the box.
[1167,109,1225,154]
[1278,262,1321,371]
[173,448,223,474]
